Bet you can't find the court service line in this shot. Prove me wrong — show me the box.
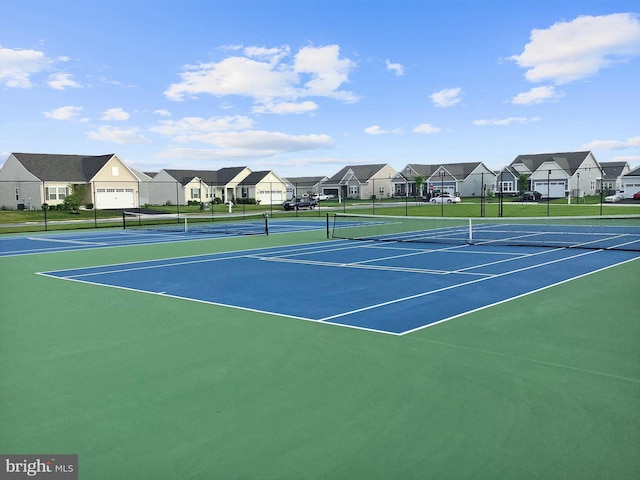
[318,248,601,323]
[27,236,109,246]
[401,254,640,336]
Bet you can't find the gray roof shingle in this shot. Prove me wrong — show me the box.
[12,153,115,181]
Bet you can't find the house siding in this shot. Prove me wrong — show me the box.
[0,155,42,209]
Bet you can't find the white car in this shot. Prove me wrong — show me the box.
[430,194,461,204]
[312,193,330,201]
[604,193,624,203]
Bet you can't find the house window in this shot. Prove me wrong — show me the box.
[45,186,68,201]
[498,181,514,192]
[15,188,19,201]
[590,180,595,190]
[378,186,385,194]
[242,187,249,198]
[405,168,411,175]
[191,188,200,199]
[349,186,359,195]
[112,167,119,176]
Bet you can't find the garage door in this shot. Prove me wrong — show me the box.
[533,181,566,198]
[96,188,136,209]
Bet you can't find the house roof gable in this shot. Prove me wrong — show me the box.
[510,151,591,175]
[327,164,387,183]
[11,153,115,182]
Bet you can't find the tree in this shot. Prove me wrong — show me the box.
[63,184,87,213]
[413,175,424,197]
[518,174,530,192]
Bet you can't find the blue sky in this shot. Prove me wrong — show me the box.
[1,0,639,177]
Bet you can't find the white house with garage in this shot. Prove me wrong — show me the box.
[237,170,288,205]
[395,162,496,198]
[0,152,141,210]
[508,151,601,199]
[620,165,640,198]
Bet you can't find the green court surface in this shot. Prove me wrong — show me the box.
[1,229,639,479]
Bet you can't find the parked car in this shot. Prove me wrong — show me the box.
[520,191,542,201]
[604,193,624,203]
[283,197,317,210]
[430,194,461,204]
[633,192,640,200]
[312,193,330,201]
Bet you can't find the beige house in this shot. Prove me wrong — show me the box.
[323,164,397,200]
[238,171,288,205]
[148,167,252,206]
[0,153,141,210]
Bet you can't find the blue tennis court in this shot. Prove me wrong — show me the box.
[39,239,640,335]
[0,218,326,257]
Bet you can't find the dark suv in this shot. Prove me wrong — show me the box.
[521,191,542,201]
[282,197,317,211]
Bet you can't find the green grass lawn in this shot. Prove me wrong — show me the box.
[1,197,639,234]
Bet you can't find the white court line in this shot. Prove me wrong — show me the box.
[402,254,640,336]
[27,236,108,246]
[318,248,601,323]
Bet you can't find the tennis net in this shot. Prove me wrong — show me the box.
[330,213,640,251]
[123,211,269,235]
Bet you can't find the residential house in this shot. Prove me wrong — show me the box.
[323,164,397,200]
[620,165,640,198]
[599,161,630,194]
[494,165,524,196]
[508,151,601,199]
[0,152,141,210]
[148,167,251,206]
[237,171,288,205]
[394,162,496,198]
[283,176,329,200]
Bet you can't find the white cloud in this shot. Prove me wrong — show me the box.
[412,123,442,134]
[150,115,255,136]
[43,106,83,120]
[156,129,333,160]
[150,114,333,157]
[385,59,405,76]
[511,86,561,105]
[87,125,150,144]
[365,125,387,135]
[252,101,318,114]
[48,72,81,90]
[430,87,462,107]
[510,13,640,84]
[294,45,357,102]
[101,108,130,121]
[164,44,357,105]
[0,45,51,88]
[154,109,172,117]
[474,117,541,126]
[580,135,640,150]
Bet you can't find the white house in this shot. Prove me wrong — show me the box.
[0,153,141,210]
[237,171,288,205]
[620,166,640,198]
[600,161,631,194]
[148,167,251,206]
[393,163,496,198]
[508,151,601,199]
